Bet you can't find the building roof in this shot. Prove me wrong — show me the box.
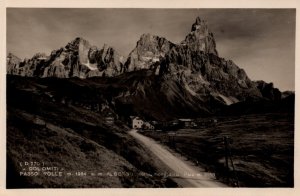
[178,118,192,122]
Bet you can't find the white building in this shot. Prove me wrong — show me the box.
[132,117,144,129]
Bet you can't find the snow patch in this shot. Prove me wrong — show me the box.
[217,94,238,105]
[141,56,153,61]
[197,74,210,85]
[119,56,124,63]
[152,57,159,62]
[155,65,160,75]
[82,61,98,71]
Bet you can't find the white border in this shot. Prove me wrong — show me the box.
[1,0,299,196]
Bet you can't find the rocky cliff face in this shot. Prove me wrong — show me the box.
[123,17,263,105]
[7,52,47,77]
[124,33,175,72]
[7,53,22,75]
[7,37,125,78]
[181,17,218,55]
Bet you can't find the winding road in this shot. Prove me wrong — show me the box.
[129,129,227,187]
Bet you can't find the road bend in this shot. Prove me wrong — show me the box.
[129,129,227,187]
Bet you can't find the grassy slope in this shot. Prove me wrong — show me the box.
[7,76,178,188]
[7,108,133,188]
[142,113,294,187]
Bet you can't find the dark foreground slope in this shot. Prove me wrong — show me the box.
[7,75,178,188]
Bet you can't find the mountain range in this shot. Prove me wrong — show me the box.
[7,17,292,120]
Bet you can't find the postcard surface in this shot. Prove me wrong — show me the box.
[1,0,299,195]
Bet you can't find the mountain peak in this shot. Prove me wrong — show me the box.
[137,33,171,46]
[65,37,91,51]
[138,33,155,42]
[125,33,173,72]
[70,37,89,45]
[195,16,204,23]
[182,17,218,55]
[191,17,207,31]
[140,33,151,38]
[31,52,48,60]
[7,52,22,75]
[7,52,20,59]
[74,36,88,42]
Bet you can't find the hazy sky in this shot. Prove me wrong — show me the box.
[7,9,295,91]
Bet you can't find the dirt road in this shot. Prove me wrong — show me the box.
[129,129,227,187]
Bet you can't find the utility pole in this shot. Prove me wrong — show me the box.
[227,138,239,187]
[223,136,239,187]
[223,136,229,183]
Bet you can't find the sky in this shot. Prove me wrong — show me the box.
[7,8,295,91]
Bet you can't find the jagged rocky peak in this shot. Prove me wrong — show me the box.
[6,37,126,78]
[95,43,125,76]
[191,17,208,32]
[7,52,21,63]
[65,37,91,51]
[7,53,21,74]
[135,33,173,54]
[125,33,174,72]
[32,52,48,60]
[101,43,120,60]
[64,37,91,64]
[60,38,124,78]
[182,16,218,56]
